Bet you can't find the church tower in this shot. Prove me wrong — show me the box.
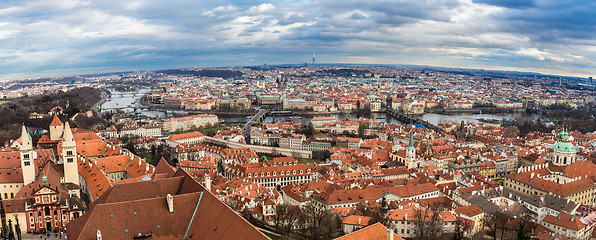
[61,122,79,186]
[49,115,64,141]
[406,130,417,168]
[551,127,577,167]
[20,125,36,186]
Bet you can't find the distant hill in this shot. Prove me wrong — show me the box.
[157,69,243,78]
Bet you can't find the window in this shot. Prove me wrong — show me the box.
[24,161,30,166]
[23,154,29,159]
[67,151,73,156]
[67,158,74,163]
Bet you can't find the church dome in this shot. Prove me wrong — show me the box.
[554,127,575,152]
[554,141,575,152]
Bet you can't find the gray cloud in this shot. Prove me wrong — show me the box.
[0,0,594,80]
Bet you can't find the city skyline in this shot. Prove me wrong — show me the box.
[1,0,595,80]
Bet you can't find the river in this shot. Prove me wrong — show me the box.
[101,88,168,117]
[220,111,542,126]
[101,89,542,125]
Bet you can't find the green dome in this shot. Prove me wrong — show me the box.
[554,141,575,152]
[554,127,575,152]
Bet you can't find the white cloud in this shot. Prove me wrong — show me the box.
[202,5,239,17]
[27,0,90,10]
[247,3,275,15]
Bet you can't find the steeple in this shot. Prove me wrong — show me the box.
[62,122,80,188]
[42,175,47,187]
[62,122,76,148]
[0,196,7,239]
[407,129,415,150]
[406,128,416,168]
[20,125,31,151]
[19,125,35,186]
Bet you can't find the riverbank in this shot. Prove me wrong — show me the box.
[425,107,532,114]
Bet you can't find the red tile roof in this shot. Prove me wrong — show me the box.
[166,131,205,142]
[334,222,404,240]
[342,215,371,226]
[68,169,269,240]
[49,115,63,127]
[543,212,587,231]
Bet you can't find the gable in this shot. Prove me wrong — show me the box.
[34,186,57,195]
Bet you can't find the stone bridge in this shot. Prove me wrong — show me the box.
[201,136,313,159]
[387,108,447,134]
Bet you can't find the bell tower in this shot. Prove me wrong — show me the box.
[20,125,35,186]
[49,115,64,141]
[62,122,79,186]
[406,129,416,168]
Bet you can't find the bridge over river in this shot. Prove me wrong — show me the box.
[387,108,447,134]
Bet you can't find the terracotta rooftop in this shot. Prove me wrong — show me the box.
[68,169,269,240]
[334,222,404,240]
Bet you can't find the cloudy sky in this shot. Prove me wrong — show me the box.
[0,0,595,80]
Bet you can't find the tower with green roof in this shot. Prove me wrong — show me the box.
[406,129,417,168]
[551,126,577,167]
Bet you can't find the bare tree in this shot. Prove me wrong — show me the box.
[300,203,342,240]
[412,206,444,240]
[482,211,509,240]
[273,204,302,236]
[453,217,473,240]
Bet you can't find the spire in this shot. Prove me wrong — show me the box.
[407,129,415,150]
[42,175,48,186]
[63,122,76,147]
[13,216,20,240]
[0,196,7,239]
[7,219,13,240]
[20,125,31,151]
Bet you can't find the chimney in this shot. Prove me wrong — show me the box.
[97,230,102,240]
[166,194,174,213]
[387,229,394,240]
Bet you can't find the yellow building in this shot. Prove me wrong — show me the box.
[455,205,485,234]
[479,161,496,178]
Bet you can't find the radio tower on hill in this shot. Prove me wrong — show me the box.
[312,49,316,68]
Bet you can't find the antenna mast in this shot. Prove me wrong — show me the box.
[312,49,316,68]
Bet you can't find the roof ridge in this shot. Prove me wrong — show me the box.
[183,191,204,240]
